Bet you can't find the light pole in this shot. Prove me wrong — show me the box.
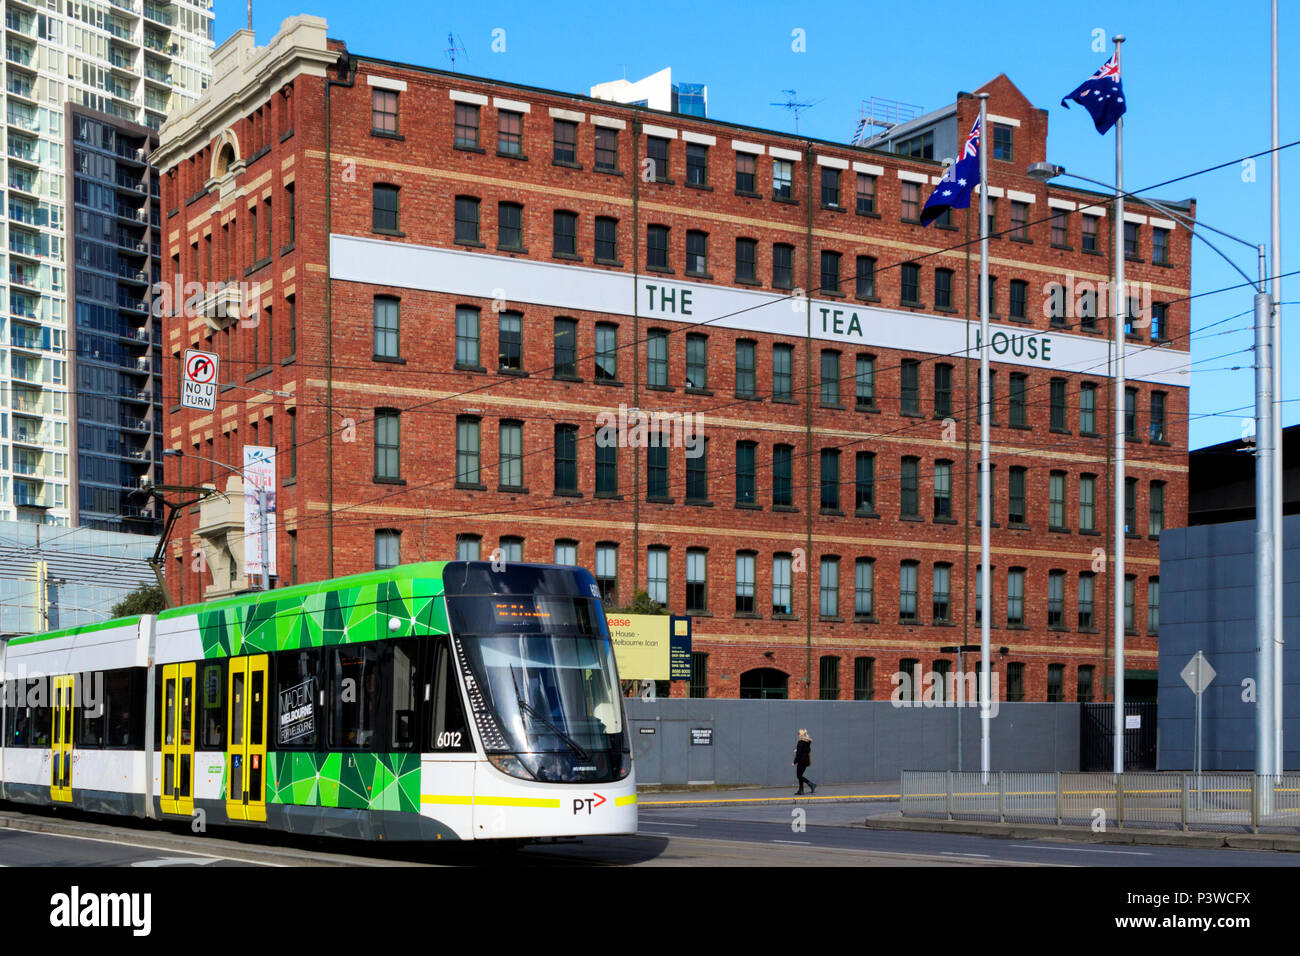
[162,448,270,592]
[1027,162,1277,780]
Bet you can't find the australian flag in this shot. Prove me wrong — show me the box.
[920,115,981,227]
[1062,49,1127,134]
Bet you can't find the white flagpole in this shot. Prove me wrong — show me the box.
[978,93,992,782]
[1270,0,1284,772]
[1111,35,1127,776]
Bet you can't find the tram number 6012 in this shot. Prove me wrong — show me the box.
[436,731,463,749]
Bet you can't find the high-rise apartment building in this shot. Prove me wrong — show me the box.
[1,0,214,531]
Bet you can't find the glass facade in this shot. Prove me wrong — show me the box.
[0,3,213,530]
[70,112,163,532]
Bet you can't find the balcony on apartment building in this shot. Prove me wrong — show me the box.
[9,265,39,289]
[9,323,48,351]
[7,135,37,163]
[7,105,38,133]
[8,169,36,194]
[6,72,34,100]
[12,424,47,446]
[9,230,44,260]
[4,10,35,35]
[14,481,52,510]
[6,39,34,68]
[10,291,41,319]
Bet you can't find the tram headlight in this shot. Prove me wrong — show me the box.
[487,753,535,781]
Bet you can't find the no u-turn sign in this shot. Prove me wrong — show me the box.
[182,348,219,410]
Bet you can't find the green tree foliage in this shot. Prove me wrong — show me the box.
[618,589,666,615]
[110,583,169,618]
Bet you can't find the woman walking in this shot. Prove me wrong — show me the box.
[793,728,816,795]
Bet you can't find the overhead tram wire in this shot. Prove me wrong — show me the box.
[196,277,1264,543]
[189,276,1262,549]
[203,343,1248,551]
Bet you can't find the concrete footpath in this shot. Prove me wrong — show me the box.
[639,781,1300,852]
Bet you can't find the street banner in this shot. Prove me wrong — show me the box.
[243,445,277,578]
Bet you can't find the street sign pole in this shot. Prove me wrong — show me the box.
[1181,650,1217,811]
[259,485,269,592]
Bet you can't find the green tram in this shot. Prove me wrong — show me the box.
[0,562,636,841]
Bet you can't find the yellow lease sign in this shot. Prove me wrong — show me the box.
[606,613,670,680]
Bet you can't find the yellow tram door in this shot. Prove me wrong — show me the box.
[50,674,74,803]
[160,663,196,816]
[225,655,268,823]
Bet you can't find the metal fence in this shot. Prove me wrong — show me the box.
[900,771,1300,833]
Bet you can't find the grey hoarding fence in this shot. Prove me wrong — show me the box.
[900,771,1300,833]
[624,698,1080,787]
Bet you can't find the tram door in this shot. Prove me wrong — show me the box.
[160,663,196,816]
[50,675,74,803]
[225,655,268,822]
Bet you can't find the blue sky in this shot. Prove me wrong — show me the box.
[221,0,1297,449]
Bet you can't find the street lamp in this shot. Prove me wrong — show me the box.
[162,448,271,592]
[1027,162,1278,780]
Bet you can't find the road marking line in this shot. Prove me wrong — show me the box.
[637,821,697,827]
[1008,844,1152,856]
[3,828,282,866]
[940,851,991,858]
[641,794,899,806]
[771,839,812,845]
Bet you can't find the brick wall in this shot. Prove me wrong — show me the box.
[158,44,1191,702]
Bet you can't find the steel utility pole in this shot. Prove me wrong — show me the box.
[1270,0,1285,771]
[1256,243,1277,787]
[1110,34,1127,775]
[977,93,992,783]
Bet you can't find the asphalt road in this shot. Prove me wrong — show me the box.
[0,802,1296,866]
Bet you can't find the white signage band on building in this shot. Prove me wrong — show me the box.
[366,75,407,92]
[329,235,1191,386]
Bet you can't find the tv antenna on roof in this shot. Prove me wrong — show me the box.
[770,89,820,135]
[446,32,468,72]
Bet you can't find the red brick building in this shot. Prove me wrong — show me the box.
[154,16,1192,703]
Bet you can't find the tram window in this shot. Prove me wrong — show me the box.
[164,676,176,747]
[181,675,194,748]
[328,645,381,750]
[390,639,418,751]
[198,662,226,750]
[274,649,320,750]
[29,679,51,748]
[103,670,144,749]
[154,669,164,750]
[250,670,265,746]
[5,682,30,747]
[429,639,472,752]
[78,671,105,748]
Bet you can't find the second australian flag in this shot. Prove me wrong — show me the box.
[1062,49,1127,135]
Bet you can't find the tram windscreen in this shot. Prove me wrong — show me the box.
[448,594,630,783]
